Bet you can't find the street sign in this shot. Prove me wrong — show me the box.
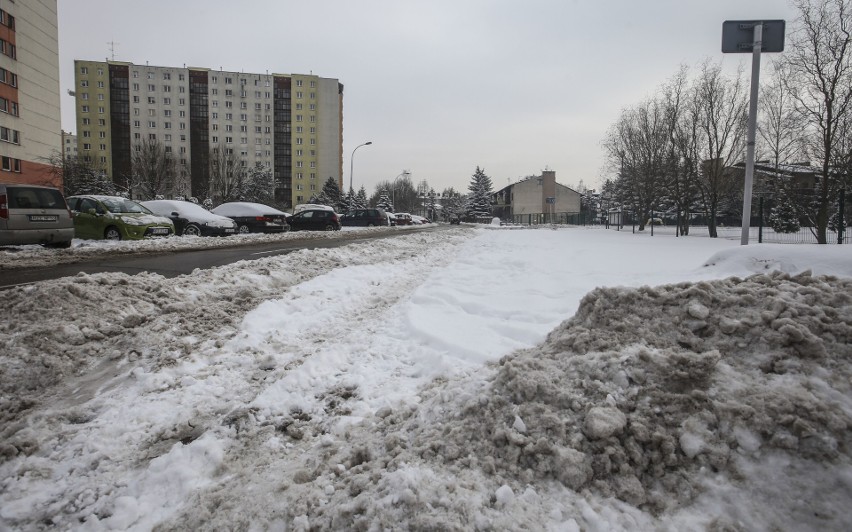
[722,20,785,53]
[545,197,555,204]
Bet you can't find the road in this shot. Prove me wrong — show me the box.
[0,227,445,289]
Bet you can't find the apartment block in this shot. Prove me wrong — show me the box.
[74,60,344,208]
[0,0,61,186]
[61,129,76,159]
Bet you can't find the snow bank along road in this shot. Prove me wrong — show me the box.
[1,226,851,530]
[0,224,443,289]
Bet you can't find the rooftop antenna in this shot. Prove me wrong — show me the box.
[107,41,119,61]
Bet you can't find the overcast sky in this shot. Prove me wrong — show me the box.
[58,0,797,194]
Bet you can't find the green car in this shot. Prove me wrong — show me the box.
[67,195,175,240]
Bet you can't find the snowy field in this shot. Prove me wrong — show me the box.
[1,226,851,530]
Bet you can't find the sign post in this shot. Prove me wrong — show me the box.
[722,20,785,245]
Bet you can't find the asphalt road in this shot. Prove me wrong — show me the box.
[0,227,445,289]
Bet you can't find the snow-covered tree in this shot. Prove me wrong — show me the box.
[425,188,438,220]
[241,163,275,205]
[466,166,493,220]
[770,190,801,233]
[355,186,369,209]
[47,153,116,197]
[321,177,342,208]
[376,189,393,212]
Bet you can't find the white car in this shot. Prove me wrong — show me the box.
[141,200,237,237]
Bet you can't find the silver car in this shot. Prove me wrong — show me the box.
[0,183,74,248]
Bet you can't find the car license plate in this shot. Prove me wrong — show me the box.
[224,228,235,233]
[151,227,169,235]
[29,215,58,222]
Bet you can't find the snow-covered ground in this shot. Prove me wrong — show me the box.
[1,226,850,530]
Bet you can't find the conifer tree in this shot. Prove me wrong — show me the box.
[356,186,369,209]
[466,166,494,220]
[770,190,801,233]
[376,189,393,212]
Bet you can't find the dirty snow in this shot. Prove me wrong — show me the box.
[1,226,851,531]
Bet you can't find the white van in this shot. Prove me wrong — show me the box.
[0,183,75,248]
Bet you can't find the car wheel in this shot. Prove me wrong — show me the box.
[367,223,375,227]
[183,223,202,236]
[324,224,335,231]
[104,226,122,240]
[238,224,251,234]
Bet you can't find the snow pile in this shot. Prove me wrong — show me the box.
[273,271,852,530]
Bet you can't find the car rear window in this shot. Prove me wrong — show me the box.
[8,187,66,210]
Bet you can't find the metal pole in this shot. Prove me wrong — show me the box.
[839,189,846,244]
[758,196,764,243]
[349,141,372,194]
[741,23,763,246]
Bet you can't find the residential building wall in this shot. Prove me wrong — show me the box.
[1,0,60,186]
[73,60,343,208]
[61,129,76,158]
[491,170,581,219]
[74,60,112,177]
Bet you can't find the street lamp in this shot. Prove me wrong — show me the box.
[349,141,373,193]
[391,170,410,210]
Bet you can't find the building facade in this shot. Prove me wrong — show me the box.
[492,170,581,222]
[73,60,343,208]
[0,0,61,186]
[61,129,76,159]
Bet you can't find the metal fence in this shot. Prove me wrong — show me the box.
[498,189,848,244]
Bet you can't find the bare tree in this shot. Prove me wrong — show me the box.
[663,67,702,236]
[689,61,749,237]
[208,146,245,205]
[784,0,852,243]
[759,60,806,169]
[131,138,178,200]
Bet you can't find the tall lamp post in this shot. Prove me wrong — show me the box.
[349,141,373,194]
[391,170,410,210]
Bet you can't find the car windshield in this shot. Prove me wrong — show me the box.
[101,198,151,214]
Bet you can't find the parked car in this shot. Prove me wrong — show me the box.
[386,212,397,226]
[341,208,389,227]
[393,212,413,225]
[211,202,290,234]
[449,214,461,225]
[294,203,334,214]
[67,195,174,240]
[141,200,237,236]
[287,208,341,231]
[410,215,430,225]
[0,183,74,248]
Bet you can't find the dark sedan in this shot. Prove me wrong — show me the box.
[287,209,340,231]
[211,202,290,234]
[141,200,238,237]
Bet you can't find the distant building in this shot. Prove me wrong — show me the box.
[73,60,343,208]
[0,0,61,186]
[491,170,581,223]
[61,129,77,159]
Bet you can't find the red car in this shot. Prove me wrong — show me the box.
[393,213,413,225]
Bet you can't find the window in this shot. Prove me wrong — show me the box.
[179,74,185,81]
[163,97,171,105]
[82,105,90,113]
[148,133,156,140]
[148,121,156,128]
[165,134,172,141]
[81,80,89,88]
[99,144,106,151]
[133,71,139,78]
[82,130,91,138]
[296,115,302,122]
[240,113,247,121]
[296,80,303,87]
[212,124,219,131]
[165,146,172,153]
[180,134,186,141]
[212,76,217,83]
[225,89,232,97]
[225,113,232,120]
[310,81,316,88]
[225,101,233,109]
[147,72,154,79]
[134,132,141,139]
[148,97,156,104]
[164,109,172,117]
[225,77,232,84]
[97,94,104,101]
[164,122,171,129]
[296,104,302,111]
[99,131,106,138]
[211,88,218,95]
[226,136,233,144]
[163,73,171,80]
[100,156,107,164]
[98,81,104,88]
[82,118,91,125]
[1,156,21,172]
[212,112,218,119]
[98,119,106,126]
[148,84,155,91]
[212,135,218,143]
[179,123,185,130]
[240,125,247,132]
[225,124,232,132]
[240,102,247,110]
[296,91,303,98]
[179,98,185,105]
[0,126,20,144]
[80,66,88,74]
[148,109,156,117]
[83,143,91,150]
[134,120,140,128]
[133,96,140,103]
[133,83,139,90]
[82,93,89,101]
